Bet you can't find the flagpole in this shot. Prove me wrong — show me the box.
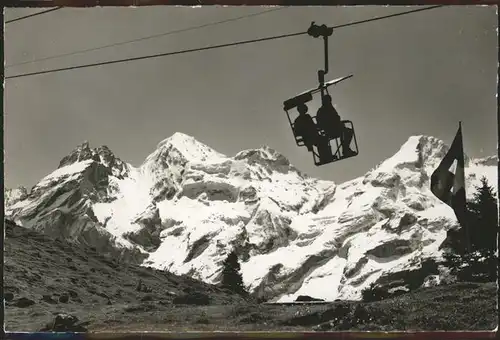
[460,121,471,254]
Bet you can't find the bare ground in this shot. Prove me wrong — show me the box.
[4,220,497,332]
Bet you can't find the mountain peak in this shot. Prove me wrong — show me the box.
[234,145,288,164]
[409,134,473,167]
[59,141,97,168]
[58,142,130,178]
[374,135,456,174]
[157,132,194,149]
[232,145,300,176]
[150,132,226,165]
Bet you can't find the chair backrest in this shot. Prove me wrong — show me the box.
[283,92,314,111]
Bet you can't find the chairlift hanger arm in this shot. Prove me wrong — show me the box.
[307,22,334,87]
[323,36,329,75]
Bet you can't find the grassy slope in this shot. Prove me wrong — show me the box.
[4,220,497,332]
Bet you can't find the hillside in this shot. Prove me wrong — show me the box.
[4,219,249,331]
[4,220,496,331]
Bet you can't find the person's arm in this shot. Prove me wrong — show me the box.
[315,110,322,125]
[316,108,323,119]
[306,116,318,131]
[293,119,303,136]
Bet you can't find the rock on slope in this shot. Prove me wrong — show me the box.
[5,133,497,302]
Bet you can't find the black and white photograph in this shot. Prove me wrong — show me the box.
[3,5,498,333]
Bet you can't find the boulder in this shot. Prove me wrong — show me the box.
[40,313,89,332]
[12,297,35,308]
[295,295,325,302]
[172,291,210,305]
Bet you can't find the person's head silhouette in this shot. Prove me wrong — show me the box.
[297,104,308,116]
[322,94,332,105]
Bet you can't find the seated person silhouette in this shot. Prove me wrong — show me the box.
[293,104,334,163]
[316,94,356,157]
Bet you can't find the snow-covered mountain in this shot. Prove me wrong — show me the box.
[5,132,497,302]
[5,186,28,207]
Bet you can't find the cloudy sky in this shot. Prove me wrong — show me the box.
[4,5,497,189]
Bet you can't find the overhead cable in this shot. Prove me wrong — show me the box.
[5,5,446,80]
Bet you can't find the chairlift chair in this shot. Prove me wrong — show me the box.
[282,22,359,166]
[283,89,359,166]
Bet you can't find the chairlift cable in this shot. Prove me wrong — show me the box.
[6,7,287,69]
[5,7,63,24]
[5,5,446,80]
[5,31,306,80]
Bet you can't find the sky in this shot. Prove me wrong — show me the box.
[4,5,498,189]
